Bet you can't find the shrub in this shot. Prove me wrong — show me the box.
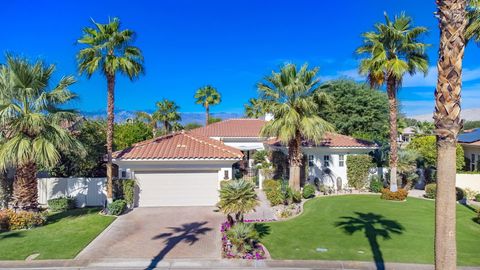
[122,179,135,207]
[347,155,374,189]
[425,183,437,199]
[463,188,478,200]
[476,194,480,202]
[263,179,280,191]
[48,196,76,212]
[424,184,466,201]
[369,177,384,193]
[108,199,127,216]
[302,184,316,199]
[0,209,47,231]
[218,179,259,222]
[380,188,408,201]
[292,190,302,203]
[265,188,283,206]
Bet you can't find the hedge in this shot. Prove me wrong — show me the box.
[48,196,76,212]
[347,155,373,189]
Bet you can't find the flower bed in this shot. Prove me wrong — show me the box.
[220,221,266,260]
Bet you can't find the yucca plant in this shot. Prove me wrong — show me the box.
[0,55,84,210]
[218,179,259,223]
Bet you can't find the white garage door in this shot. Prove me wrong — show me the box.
[135,171,219,207]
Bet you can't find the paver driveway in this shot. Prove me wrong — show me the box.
[76,207,223,262]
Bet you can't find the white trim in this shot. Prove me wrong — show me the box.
[113,158,242,162]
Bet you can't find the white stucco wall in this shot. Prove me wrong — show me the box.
[37,177,106,207]
[456,173,480,192]
[462,144,480,171]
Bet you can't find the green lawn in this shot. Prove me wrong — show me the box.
[0,208,115,260]
[257,195,480,266]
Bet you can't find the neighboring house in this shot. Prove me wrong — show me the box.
[459,128,480,171]
[398,126,416,146]
[114,118,377,207]
[267,134,377,191]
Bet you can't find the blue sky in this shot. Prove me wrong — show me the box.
[2,0,480,117]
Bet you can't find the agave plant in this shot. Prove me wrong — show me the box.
[218,179,259,223]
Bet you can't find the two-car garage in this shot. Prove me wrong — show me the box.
[134,171,220,207]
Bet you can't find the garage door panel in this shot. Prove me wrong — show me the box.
[135,171,219,207]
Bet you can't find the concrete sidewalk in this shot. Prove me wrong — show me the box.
[0,258,479,270]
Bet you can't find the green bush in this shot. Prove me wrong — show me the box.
[425,183,436,199]
[108,199,127,216]
[424,183,465,201]
[369,177,384,193]
[302,184,316,199]
[476,194,480,202]
[292,190,302,203]
[122,179,135,207]
[48,196,76,212]
[407,136,465,171]
[347,155,374,189]
[263,179,280,191]
[265,188,283,206]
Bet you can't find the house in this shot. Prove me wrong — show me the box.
[459,128,480,171]
[398,126,416,146]
[114,118,377,207]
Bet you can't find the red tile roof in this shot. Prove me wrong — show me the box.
[190,119,266,138]
[267,132,377,148]
[113,131,243,160]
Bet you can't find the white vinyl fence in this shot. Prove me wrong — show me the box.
[37,178,107,207]
[456,174,480,193]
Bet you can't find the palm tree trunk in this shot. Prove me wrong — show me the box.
[434,0,466,269]
[205,104,210,126]
[106,74,115,204]
[288,131,302,190]
[0,170,10,209]
[387,76,399,192]
[13,162,37,210]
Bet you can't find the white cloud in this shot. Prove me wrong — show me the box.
[322,68,365,82]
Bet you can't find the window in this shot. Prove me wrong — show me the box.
[224,170,229,180]
[121,170,126,178]
[308,155,314,167]
[472,154,476,171]
[339,154,345,167]
[323,155,330,167]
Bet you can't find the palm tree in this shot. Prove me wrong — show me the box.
[218,179,259,224]
[135,111,158,137]
[0,55,84,210]
[77,17,144,203]
[244,98,267,118]
[357,13,429,192]
[154,99,181,134]
[194,85,221,126]
[435,0,467,268]
[258,63,334,190]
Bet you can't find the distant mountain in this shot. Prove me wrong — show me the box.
[80,110,245,124]
[412,108,480,122]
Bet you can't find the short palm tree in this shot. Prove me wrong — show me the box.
[154,99,181,134]
[77,17,144,203]
[194,85,221,126]
[357,12,429,192]
[435,0,467,268]
[258,63,334,190]
[218,179,259,224]
[0,55,84,210]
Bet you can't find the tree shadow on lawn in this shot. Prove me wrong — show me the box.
[253,223,271,238]
[0,230,24,240]
[145,221,212,270]
[335,212,404,270]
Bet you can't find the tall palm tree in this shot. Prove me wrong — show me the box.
[77,17,144,203]
[258,63,334,190]
[154,99,181,134]
[135,111,158,136]
[435,0,467,268]
[194,85,221,126]
[0,55,84,210]
[244,98,266,118]
[357,13,429,192]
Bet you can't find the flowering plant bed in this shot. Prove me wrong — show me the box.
[220,221,267,260]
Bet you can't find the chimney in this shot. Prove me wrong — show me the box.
[264,113,274,121]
